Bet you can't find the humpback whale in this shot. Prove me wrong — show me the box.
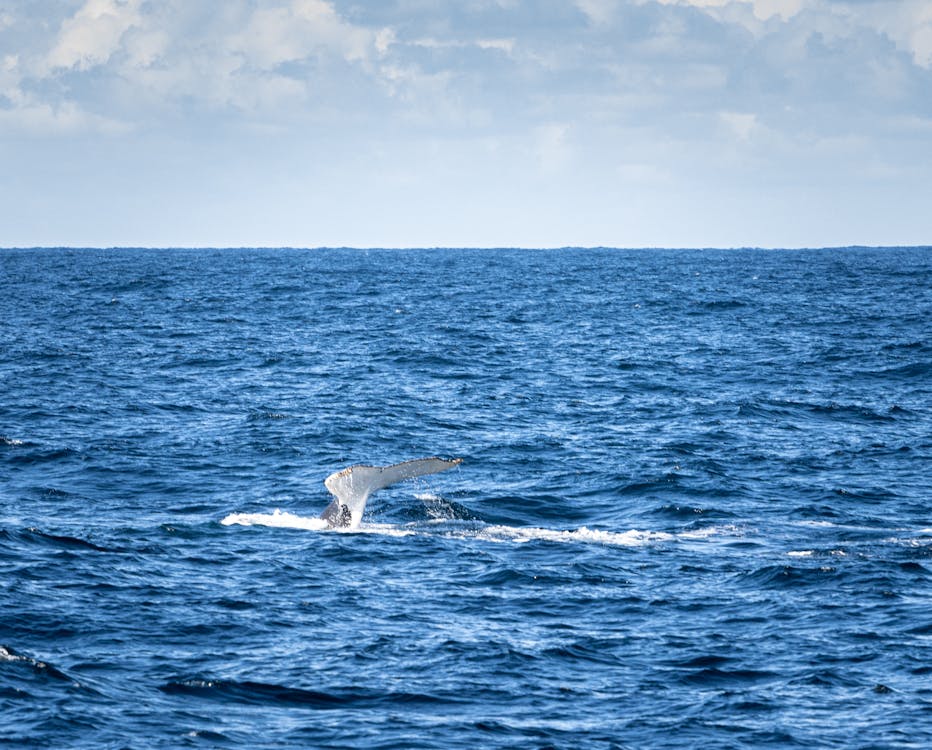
[319,457,462,529]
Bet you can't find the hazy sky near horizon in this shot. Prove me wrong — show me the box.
[2,0,931,248]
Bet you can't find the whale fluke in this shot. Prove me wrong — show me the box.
[320,457,463,529]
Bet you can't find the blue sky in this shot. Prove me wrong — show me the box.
[2,0,930,247]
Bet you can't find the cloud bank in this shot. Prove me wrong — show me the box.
[2,0,930,246]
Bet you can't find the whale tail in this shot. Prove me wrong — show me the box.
[320,457,463,529]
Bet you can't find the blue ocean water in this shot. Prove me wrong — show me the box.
[1,247,930,749]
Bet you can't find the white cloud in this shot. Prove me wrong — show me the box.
[406,36,515,55]
[0,98,128,135]
[122,27,170,68]
[45,0,142,72]
[644,0,807,22]
[2,0,931,246]
[1,0,924,133]
[229,0,378,70]
[375,27,396,55]
[720,111,758,140]
[647,0,932,66]
[914,24,932,67]
[576,0,619,25]
[0,0,406,130]
[1,50,27,116]
[842,0,932,69]
[476,38,516,54]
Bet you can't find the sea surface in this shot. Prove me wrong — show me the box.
[1,247,930,749]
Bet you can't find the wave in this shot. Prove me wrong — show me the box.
[0,646,75,683]
[23,528,114,552]
[160,678,460,709]
[862,361,930,380]
[734,564,840,589]
[0,527,116,553]
[678,667,778,685]
[5,446,81,464]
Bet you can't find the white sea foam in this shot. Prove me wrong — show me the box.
[792,520,843,528]
[678,524,741,540]
[789,549,846,557]
[351,523,416,537]
[220,510,415,535]
[875,526,932,547]
[220,509,329,531]
[220,511,740,547]
[470,525,675,547]
[884,535,932,548]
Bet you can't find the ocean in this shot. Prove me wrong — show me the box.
[1,247,930,748]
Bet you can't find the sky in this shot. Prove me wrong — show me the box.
[1,0,931,248]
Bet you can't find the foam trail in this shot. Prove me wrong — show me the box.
[221,512,740,547]
[677,525,741,540]
[221,509,329,531]
[471,525,675,547]
[220,510,413,536]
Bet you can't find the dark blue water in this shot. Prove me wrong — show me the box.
[1,247,930,749]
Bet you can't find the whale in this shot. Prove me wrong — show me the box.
[319,457,463,529]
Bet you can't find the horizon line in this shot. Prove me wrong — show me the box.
[2,245,930,252]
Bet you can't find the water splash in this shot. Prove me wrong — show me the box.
[220,509,329,531]
[219,510,735,547]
